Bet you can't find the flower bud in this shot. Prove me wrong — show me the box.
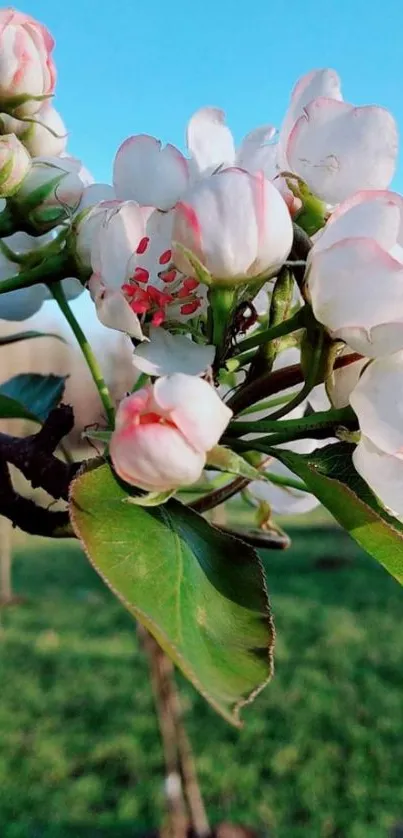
[172,168,293,286]
[0,103,67,157]
[0,133,31,196]
[110,373,233,491]
[12,155,88,232]
[0,9,56,116]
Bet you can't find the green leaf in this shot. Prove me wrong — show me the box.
[206,445,261,480]
[0,373,66,423]
[275,442,403,584]
[124,489,175,507]
[70,463,274,726]
[0,330,66,347]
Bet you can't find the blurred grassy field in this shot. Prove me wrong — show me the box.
[0,525,402,838]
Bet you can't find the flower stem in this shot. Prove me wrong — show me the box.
[49,282,115,428]
[235,306,306,353]
[0,252,71,294]
[228,406,355,439]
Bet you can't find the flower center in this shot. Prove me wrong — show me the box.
[121,236,203,325]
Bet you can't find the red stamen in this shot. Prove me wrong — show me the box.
[159,269,177,283]
[152,309,165,326]
[133,267,150,284]
[182,277,199,292]
[147,285,174,306]
[122,283,137,297]
[159,249,172,265]
[180,301,201,315]
[131,299,150,314]
[136,237,149,255]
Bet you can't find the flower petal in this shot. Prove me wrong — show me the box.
[91,201,146,289]
[236,125,278,179]
[132,327,215,377]
[110,420,206,491]
[186,107,235,174]
[313,190,402,255]
[350,352,403,455]
[113,135,189,211]
[353,436,403,520]
[307,237,403,356]
[89,277,144,340]
[153,373,232,453]
[286,98,398,204]
[278,68,342,170]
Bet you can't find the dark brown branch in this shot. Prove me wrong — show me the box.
[0,404,80,500]
[227,353,363,416]
[0,460,73,537]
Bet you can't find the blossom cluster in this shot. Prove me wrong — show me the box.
[0,6,402,523]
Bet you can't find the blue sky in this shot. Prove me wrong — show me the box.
[22,0,403,186]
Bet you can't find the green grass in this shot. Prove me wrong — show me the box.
[0,527,402,838]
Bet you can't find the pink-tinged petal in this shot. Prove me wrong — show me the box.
[248,172,293,276]
[92,201,146,289]
[89,278,144,340]
[313,190,403,255]
[153,373,232,453]
[353,436,403,520]
[113,134,189,211]
[350,352,403,455]
[286,98,398,204]
[278,68,342,170]
[132,327,215,377]
[110,420,206,491]
[114,387,153,430]
[173,168,292,282]
[186,107,236,173]
[236,125,278,179]
[307,237,403,357]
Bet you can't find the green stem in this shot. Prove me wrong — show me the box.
[238,393,294,415]
[49,282,115,428]
[0,252,71,294]
[228,406,355,438]
[264,472,309,493]
[236,307,306,354]
[0,205,16,237]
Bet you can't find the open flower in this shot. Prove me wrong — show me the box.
[110,374,233,491]
[306,190,403,357]
[278,68,397,206]
[172,168,293,285]
[350,353,403,519]
[89,201,205,337]
[0,9,56,115]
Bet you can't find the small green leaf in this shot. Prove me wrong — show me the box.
[275,442,403,584]
[207,445,261,480]
[0,330,66,347]
[124,489,175,507]
[0,373,66,423]
[70,463,274,726]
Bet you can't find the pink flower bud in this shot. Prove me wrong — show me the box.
[172,168,293,286]
[0,9,56,115]
[110,374,233,491]
[0,132,30,195]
